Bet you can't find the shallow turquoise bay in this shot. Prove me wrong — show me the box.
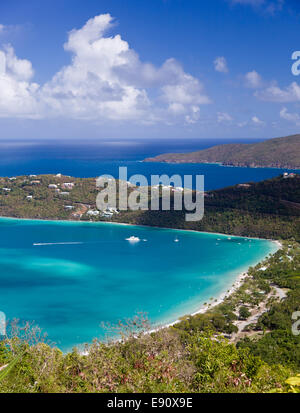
[0,218,277,351]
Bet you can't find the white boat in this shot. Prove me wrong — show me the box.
[174,238,179,242]
[125,236,140,243]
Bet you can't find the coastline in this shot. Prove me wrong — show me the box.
[0,214,282,348]
[0,214,282,244]
[143,160,300,171]
[148,239,282,335]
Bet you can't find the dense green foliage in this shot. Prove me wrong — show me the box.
[113,175,300,241]
[174,242,300,371]
[0,173,299,241]
[0,323,293,393]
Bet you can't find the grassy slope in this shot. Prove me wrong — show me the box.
[144,134,300,168]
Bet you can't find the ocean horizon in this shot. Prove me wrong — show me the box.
[0,139,299,191]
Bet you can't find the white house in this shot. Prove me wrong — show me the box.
[62,182,75,190]
[48,184,58,189]
[87,210,100,216]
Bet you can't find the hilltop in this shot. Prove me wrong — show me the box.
[144,134,300,169]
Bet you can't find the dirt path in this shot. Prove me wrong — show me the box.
[230,285,287,343]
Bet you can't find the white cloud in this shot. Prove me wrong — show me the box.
[214,56,228,73]
[217,112,233,123]
[0,24,5,33]
[0,46,39,118]
[279,107,300,125]
[185,106,201,124]
[252,115,265,125]
[244,70,263,88]
[256,81,300,102]
[0,14,211,124]
[237,121,248,127]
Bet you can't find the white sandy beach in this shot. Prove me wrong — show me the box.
[149,239,282,334]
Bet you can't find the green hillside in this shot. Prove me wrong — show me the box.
[144,134,300,168]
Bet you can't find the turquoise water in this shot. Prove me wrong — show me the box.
[0,217,277,351]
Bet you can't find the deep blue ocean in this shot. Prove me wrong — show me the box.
[1,138,299,190]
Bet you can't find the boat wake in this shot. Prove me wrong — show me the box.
[33,242,83,246]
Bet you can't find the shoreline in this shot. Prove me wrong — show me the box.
[148,240,281,335]
[0,214,282,349]
[143,160,300,171]
[0,214,282,244]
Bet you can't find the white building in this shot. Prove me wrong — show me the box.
[48,184,58,189]
[87,210,100,216]
[62,182,75,189]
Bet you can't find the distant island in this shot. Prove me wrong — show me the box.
[144,134,300,169]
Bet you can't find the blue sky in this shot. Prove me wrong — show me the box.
[1,0,300,141]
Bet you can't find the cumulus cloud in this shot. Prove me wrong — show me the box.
[252,115,265,125]
[217,112,233,123]
[0,14,211,124]
[244,70,263,88]
[0,45,39,118]
[280,107,300,125]
[214,56,228,73]
[256,81,300,102]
